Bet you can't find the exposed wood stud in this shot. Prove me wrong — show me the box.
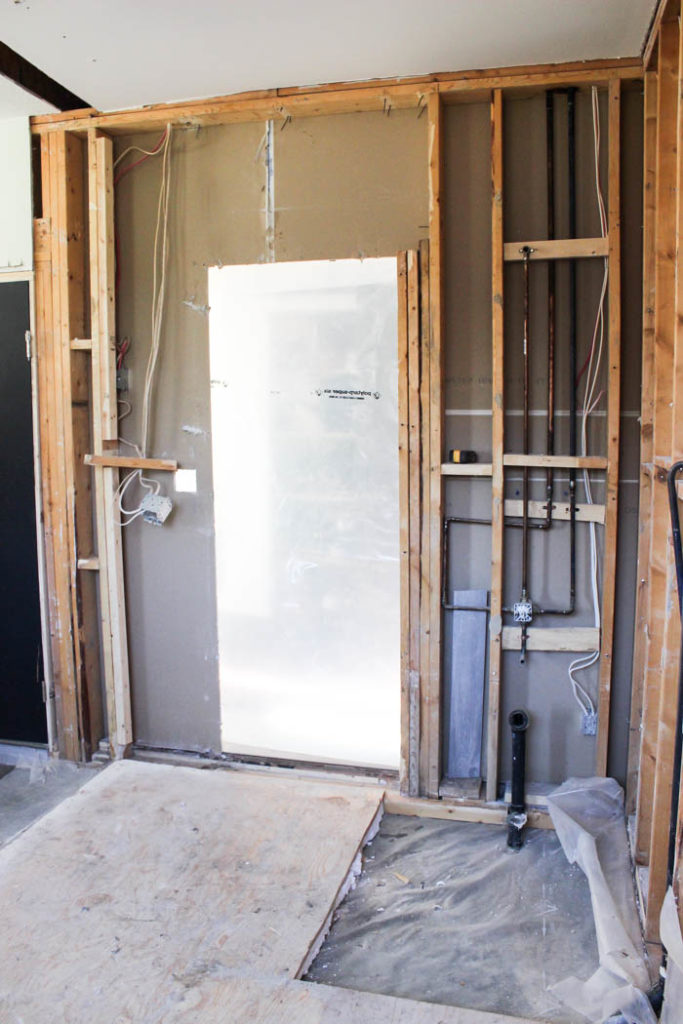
[595,79,622,777]
[627,69,658,819]
[636,19,679,871]
[397,251,410,793]
[645,8,683,938]
[486,88,504,804]
[407,248,423,798]
[421,92,444,799]
[88,129,133,757]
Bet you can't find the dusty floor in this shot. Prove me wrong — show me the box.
[306,814,599,1023]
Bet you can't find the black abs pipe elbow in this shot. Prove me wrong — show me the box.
[507,709,530,851]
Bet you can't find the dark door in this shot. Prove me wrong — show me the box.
[0,281,46,744]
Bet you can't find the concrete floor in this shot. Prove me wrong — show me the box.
[0,748,101,847]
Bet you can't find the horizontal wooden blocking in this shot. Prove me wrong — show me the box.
[442,462,493,476]
[504,237,609,261]
[84,453,178,472]
[502,627,600,652]
[503,454,608,470]
[385,791,553,831]
[504,500,605,524]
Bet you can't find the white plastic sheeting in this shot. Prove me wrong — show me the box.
[660,887,683,1024]
[547,777,656,1024]
[209,258,400,769]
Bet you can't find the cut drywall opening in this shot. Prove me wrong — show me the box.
[209,258,401,769]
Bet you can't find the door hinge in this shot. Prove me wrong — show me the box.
[25,330,32,361]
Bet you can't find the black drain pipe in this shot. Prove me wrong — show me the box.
[667,461,683,889]
[507,709,530,850]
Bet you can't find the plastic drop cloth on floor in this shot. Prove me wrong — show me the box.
[305,813,600,1022]
[545,778,656,1024]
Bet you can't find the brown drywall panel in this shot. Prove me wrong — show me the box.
[115,112,427,753]
[274,109,428,261]
[115,122,267,752]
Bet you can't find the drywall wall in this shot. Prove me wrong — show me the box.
[115,109,428,754]
[116,86,641,785]
[0,118,33,272]
[443,85,643,785]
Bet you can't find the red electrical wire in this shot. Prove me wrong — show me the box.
[113,126,168,296]
[113,127,168,186]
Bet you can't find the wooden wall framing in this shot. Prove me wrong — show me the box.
[32,49,682,936]
[33,130,132,760]
[629,0,683,941]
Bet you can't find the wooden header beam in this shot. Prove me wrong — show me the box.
[29,58,642,137]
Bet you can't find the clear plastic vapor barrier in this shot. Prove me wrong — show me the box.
[209,258,400,769]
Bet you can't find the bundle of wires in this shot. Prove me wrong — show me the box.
[567,86,609,721]
[112,124,173,526]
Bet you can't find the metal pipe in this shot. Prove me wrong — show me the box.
[520,246,532,661]
[442,517,550,616]
[545,90,556,530]
[667,461,683,889]
[566,87,578,613]
[535,87,577,617]
[507,708,529,850]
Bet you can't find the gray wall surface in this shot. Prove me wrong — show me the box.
[116,86,642,785]
[116,110,429,754]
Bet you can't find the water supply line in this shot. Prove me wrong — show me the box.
[533,87,577,617]
[516,246,533,663]
[544,89,556,530]
[507,709,530,850]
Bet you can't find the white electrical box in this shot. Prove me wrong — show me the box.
[175,469,197,493]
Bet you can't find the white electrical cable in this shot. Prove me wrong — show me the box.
[115,125,173,525]
[567,86,609,719]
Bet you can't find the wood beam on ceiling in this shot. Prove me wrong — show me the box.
[0,40,91,111]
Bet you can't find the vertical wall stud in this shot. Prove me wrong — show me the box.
[487,88,505,803]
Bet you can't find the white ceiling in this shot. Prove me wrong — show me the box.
[0,0,657,115]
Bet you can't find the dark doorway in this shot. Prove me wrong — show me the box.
[0,280,46,744]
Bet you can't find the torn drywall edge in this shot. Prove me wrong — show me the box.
[295,799,384,979]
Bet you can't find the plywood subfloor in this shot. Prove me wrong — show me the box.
[159,973,538,1023]
[0,760,539,1024]
[0,761,381,1020]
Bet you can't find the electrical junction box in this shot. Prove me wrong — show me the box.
[140,493,173,526]
[581,711,598,736]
